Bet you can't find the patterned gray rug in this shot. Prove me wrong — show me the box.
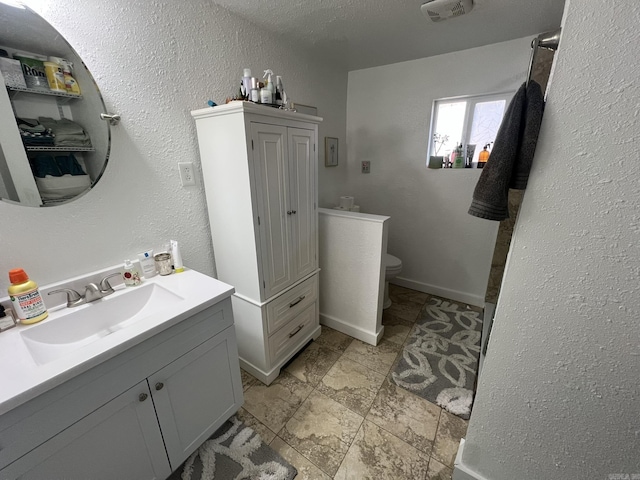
[391,297,483,419]
[168,416,297,480]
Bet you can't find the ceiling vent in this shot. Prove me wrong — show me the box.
[420,0,474,22]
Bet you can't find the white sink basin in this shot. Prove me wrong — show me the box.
[20,283,184,365]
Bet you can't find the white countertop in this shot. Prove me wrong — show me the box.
[0,267,234,416]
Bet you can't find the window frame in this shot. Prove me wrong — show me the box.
[427,90,515,163]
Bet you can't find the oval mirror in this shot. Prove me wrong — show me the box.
[0,3,110,207]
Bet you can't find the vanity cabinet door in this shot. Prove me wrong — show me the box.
[148,325,243,470]
[2,381,171,480]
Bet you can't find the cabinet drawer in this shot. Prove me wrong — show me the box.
[268,303,317,365]
[266,275,317,335]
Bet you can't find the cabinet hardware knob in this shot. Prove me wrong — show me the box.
[289,295,306,308]
[292,210,297,214]
[155,382,164,391]
[288,324,305,338]
[287,211,292,215]
[139,393,148,402]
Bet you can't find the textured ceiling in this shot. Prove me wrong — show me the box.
[212,0,565,70]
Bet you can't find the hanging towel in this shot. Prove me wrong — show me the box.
[468,80,544,221]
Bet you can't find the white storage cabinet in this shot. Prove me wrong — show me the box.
[192,102,322,384]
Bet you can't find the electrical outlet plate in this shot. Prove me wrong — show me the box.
[178,162,196,186]
[361,161,371,174]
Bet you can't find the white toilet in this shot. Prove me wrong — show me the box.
[383,253,403,309]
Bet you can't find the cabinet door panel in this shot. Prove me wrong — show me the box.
[251,123,293,297]
[4,382,170,480]
[149,326,242,470]
[288,128,317,279]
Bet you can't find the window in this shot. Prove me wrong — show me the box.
[428,91,513,166]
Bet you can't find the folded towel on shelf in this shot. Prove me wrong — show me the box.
[468,80,545,221]
[30,153,87,178]
[38,117,85,135]
[30,152,90,201]
[17,117,55,146]
[35,174,91,201]
[38,117,92,147]
[17,117,46,134]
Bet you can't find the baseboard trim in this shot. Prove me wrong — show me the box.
[453,439,491,480]
[319,313,383,346]
[391,277,485,307]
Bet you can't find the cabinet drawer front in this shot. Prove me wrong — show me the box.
[268,303,317,365]
[266,275,318,335]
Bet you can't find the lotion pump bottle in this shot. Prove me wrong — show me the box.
[170,240,184,273]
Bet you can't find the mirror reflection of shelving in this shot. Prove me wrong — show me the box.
[9,87,95,153]
[0,3,111,208]
[6,80,96,205]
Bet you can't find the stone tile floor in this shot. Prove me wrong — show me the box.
[240,284,470,480]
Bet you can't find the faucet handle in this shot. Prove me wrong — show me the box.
[99,273,122,296]
[48,288,84,307]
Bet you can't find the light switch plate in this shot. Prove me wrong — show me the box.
[361,161,371,173]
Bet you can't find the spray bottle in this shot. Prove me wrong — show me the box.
[262,69,275,104]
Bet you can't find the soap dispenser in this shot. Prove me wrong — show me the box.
[478,143,491,168]
[452,143,465,168]
[122,259,142,287]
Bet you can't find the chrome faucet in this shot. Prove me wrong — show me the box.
[48,273,122,308]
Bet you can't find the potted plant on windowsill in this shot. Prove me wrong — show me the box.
[428,133,449,169]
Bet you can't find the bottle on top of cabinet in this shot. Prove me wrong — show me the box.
[242,68,252,100]
[261,69,275,104]
[275,75,284,106]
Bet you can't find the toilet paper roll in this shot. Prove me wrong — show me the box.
[350,205,360,212]
[339,196,355,209]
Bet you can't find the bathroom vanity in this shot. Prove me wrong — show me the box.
[192,102,322,385]
[0,267,243,479]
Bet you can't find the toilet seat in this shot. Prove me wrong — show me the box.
[385,254,402,277]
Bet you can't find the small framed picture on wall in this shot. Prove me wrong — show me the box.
[325,137,338,167]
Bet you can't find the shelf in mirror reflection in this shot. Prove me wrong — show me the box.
[25,146,95,152]
[6,85,83,100]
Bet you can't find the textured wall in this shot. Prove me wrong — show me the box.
[345,37,532,305]
[461,0,640,478]
[0,0,346,293]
